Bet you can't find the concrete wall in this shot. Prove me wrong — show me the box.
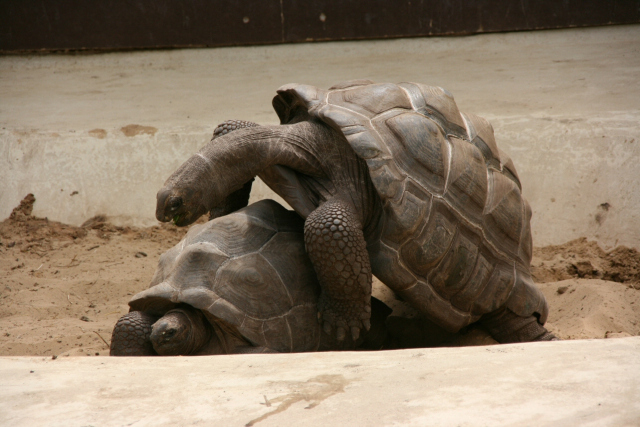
[1,25,639,248]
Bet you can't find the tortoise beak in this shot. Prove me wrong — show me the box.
[156,188,171,222]
[156,188,185,223]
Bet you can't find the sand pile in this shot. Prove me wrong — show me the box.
[1,195,638,357]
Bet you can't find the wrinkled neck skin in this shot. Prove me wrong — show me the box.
[195,123,324,209]
[160,120,383,238]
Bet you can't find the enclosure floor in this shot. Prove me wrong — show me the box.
[2,338,639,426]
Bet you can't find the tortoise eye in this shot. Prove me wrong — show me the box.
[168,197,183,209]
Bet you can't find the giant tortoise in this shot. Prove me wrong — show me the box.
[155,80,556,344]
[110,200,389,356]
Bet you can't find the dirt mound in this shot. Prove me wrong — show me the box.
[537,279,640,340]
[531,237,640,286]
[0,194,87,256]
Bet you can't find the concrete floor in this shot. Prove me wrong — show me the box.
[2,337,639,426]
[1,25,639,249]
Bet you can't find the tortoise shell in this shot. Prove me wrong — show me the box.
[273,80,547,332]
[128,199,323,353]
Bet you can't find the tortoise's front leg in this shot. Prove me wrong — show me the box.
[110,311,158,356]
[304,199,372,341]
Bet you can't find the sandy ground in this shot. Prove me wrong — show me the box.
[1,195,639,357]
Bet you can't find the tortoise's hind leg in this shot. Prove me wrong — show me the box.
[110,311,158,356]
[480,307,558,344]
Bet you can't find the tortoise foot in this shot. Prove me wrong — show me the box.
[480,307,557,344]
[318,294,372,341]
[110,311,158,356]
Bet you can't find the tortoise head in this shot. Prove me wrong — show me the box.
[156,184,208,227]
[150,306,210,355]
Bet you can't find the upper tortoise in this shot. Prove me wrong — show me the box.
[156,80,556,344]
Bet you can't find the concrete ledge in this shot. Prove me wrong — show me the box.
[2,337,639,426]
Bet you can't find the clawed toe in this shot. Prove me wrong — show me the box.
[350,326,360,341]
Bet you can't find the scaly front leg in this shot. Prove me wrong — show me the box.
[304,198,372,341]
[110,311,158,356]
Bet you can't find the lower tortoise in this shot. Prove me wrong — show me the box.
[110,200,390,356]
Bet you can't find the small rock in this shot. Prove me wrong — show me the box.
[80,316,91,322]
[557,285,569,295]
[575,260,597,278]
[52,355,57,360]
[135,251,147,258]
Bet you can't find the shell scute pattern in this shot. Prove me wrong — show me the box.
[483,171,525,257]
[450,252,495,312]
[399,280,473,332]
[518,199,534,264]
[213,252,290,319]
[262,315,292,352]
[328,79,375,90]
[382,180,432,246]
[186,215,276,258]
[329,83,412,117]
[428,228,480,299]
[275,81,547,329]
[400,202,457,277]
[260,232,319,305]
[369,241,417,291]
[498,149,521,186]
[318,105,387,160]
[473,264,515,315]
[385,112,448,194]
[462,113,502,169]
[398,82,467,137]
[445,136,488,223]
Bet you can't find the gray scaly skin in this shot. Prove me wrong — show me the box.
[208,120,258,221]
[110,311,158,356]
[157,120,381,342]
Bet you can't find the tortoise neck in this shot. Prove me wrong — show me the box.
[185,123,323,211]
